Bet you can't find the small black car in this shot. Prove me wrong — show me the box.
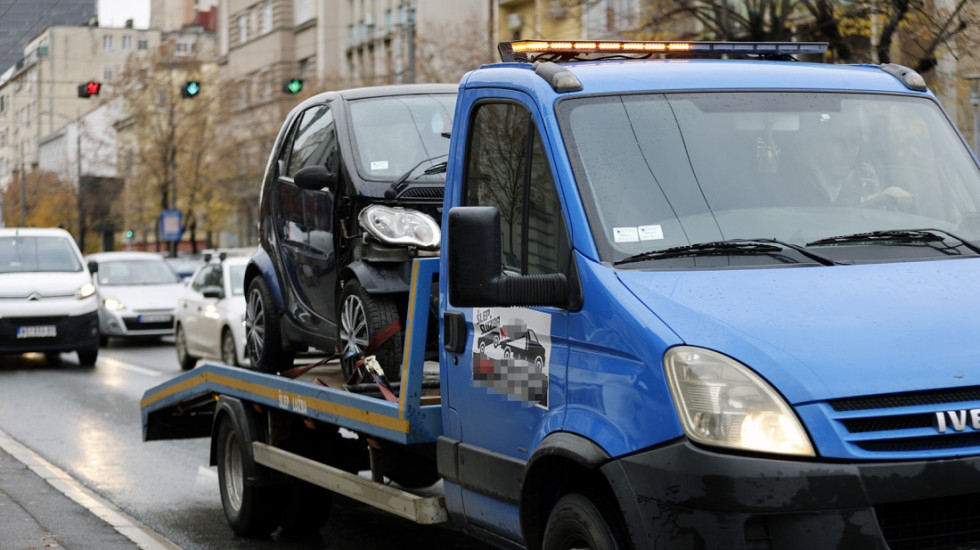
[245,84,457,379]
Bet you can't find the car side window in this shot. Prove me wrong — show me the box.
[192,265,218,292]
[463,101,563,276]
[285,105,337,179]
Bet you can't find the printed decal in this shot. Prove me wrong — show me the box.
[472,307,550,408]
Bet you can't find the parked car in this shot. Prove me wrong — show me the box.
[174,254,250,369]
[85,251,184,344]
[164,255,205,282]
[0,227,99,365]
[245,83,456,379]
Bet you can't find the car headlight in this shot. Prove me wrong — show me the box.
[664,346,814,457]
[77,283,96,299]
[103,296,126,311]
[358,205,440,250]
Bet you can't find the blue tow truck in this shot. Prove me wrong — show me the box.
[142,40,980,549]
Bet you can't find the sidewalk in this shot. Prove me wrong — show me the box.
[0,430,177,550]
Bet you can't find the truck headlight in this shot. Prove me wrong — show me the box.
[77,283,96,299]
[664,346,814,457]
[358,205,440,250]
[103,296,126,311]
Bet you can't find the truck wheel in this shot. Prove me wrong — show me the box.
[175,324,198,370]
[246,277,294,373]
[542,493,626,550]
[215,416,281,537]
[221,327,240,367]
[77,347,98,367]
[338,280,403,382]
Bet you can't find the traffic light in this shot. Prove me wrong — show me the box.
[282,78,303,94]
[77,81,101,98]
[125,230,134,239]
[181,81,201,98]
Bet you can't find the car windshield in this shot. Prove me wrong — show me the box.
[0,236,81,273]
[229,265,246,296]
[557,92,980,266]
[348,93,456,182]
[96,260,180,285]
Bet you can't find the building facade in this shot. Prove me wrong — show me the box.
[0,0,97,71]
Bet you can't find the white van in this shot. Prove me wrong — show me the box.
[0,228,100,365]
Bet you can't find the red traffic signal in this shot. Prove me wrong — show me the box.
[77,81,101,98]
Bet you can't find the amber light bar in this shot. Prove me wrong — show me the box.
[498,40,828,62]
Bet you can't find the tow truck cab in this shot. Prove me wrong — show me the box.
[439,41,980,548]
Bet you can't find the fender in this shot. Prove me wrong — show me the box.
[245,248,284,311]
[521,432,645,550]
[340,260,413,294]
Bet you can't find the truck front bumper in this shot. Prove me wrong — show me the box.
[604,439,980,550]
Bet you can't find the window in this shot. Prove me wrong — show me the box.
[464,102,563,275]
[262,0,273,33]
[103,66,113,81]
[284,105,337,178]
[239,13,248,43]
[192,265,221,292]
[138,37,148,50]
[176,40,193,55]
[121,35,132,50]
[294,0,312,24]
[102,35,113,50]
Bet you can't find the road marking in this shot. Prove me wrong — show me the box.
[0,427,180,550]
[99,356,166,377]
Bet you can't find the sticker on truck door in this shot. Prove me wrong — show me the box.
[472,307,550,408]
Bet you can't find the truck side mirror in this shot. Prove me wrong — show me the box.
[294,165,337,193]
[448,206,568,308]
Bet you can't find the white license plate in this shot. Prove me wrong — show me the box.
[139,314,172,324]
[17,325,57,338]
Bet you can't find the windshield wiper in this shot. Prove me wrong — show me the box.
[385,155,449,200]
[806,228,980,256]
[614,238,841,266]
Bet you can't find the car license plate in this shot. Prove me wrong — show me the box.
[17,325,57,338]
[139,314,172,324]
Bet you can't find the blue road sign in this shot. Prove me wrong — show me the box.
[160,210,183,241]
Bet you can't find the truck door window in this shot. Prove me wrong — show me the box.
[463,102,562,275]
[284,105,337,178]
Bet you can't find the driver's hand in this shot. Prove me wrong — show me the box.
[861,186,914,211]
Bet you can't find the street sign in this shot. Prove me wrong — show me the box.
[160,210,183,241]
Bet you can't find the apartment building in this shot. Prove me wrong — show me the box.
[0,0,97,71]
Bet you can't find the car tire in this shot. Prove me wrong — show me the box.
[338,280,403,382]
[221,327,240,367]
[77,347,98,367]
[216,416,282,537]
[175,323,198,370]
[542,493,627,550]
[246,277,293,373]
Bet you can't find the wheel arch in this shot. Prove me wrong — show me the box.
[340,260,411,294]
[520,432,628,550]
[245,250,284,311]
[209,396,267,467]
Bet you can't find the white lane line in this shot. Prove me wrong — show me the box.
[0,428,180,550]
[98,356,166,377]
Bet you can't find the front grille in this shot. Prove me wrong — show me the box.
[3,316,67,325]
[122,319,173,331]
[812,385,980,459]
[400,186,443,199]
[876,493,980,550]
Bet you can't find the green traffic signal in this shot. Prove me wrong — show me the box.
[125,230,134,239]
[182,81,201,98]
[282,78,303,94]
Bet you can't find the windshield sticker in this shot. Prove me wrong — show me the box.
[472,307,550,408]
[639,224,664,240]
[370,160,389,170]
[613,227,639,243]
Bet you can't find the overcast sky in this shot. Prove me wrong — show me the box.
[98,0,150,28]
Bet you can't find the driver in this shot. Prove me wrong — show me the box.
[806,114,913,210]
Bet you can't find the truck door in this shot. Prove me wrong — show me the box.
[442,94,570,538]
[276,104,340,328]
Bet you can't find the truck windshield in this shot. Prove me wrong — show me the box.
[348,93,456,182]
[557,92,980,266]
[0,236,82,273]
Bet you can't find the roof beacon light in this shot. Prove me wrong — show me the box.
[499,40,828,63]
